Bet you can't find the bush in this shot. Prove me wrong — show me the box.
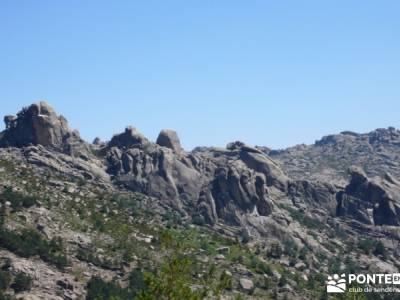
[357,238,375,255]
[76,248,115,269]
[0,187,36,210]
[0,291,11,300]
[343,256,359,274]
[328,259,341,274]
[128,269,147,296]
[283,205,325,230]
[0,228,69,269]
[86,277,131,300]
[278,274,288,287]
[11,273,32,292]
[192,215,205,226]
[87,270,150,300]
[283,239,298,258]
[267,242,283,259]
[249,254,272,275]
[358,238,386,258]
[373,241,386,258]
[298,246,309,261]
[135,256,205,300]
[0,270,11,290]
[306,273,325,290]
[240,230,251,244]
[218,271,232,291]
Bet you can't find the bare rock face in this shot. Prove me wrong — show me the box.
[0,102,89,158]
[107,136,203,211]
[108,126,150,148]
[107,131,289,225]
[195,145,289,225]
[156,129,182,153]
[337,167,400,225]
[288,180,338,215]
[3,101,400,232]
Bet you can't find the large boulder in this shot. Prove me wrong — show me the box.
[239,278,254,292]
[109,126,150,148]
[156,129,182,153]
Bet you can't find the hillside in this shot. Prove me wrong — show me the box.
[267,128,400,186]
[1,102,400,300]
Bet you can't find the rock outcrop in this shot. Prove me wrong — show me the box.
[106,132,203,211]
[2,102,400,300]
[337,167,400,226]
[3,103,400,231]
[269,127,400,185]
[108,126,150,149]
[156,129,182,153]
[0,102,90,158]
[106,130,288,225]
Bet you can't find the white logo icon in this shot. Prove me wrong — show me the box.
[327,274,346,293]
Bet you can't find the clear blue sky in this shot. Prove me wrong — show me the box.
[1,1,399,150]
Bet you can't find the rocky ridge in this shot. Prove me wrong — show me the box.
[0,102,400,299]
[267,127,400,186]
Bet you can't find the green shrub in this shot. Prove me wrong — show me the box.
[249,254,272,275]
[192,215,205,226]
[306,273,325,290]
[267,242,283,259]
[11,273,32,292]
[373,241,386,258]
[298,246,309,261]
[240,230,251,244]
[218,271,232,291]
[282,205,325,230]
[0,290,11,300]
[358,238,385,257]
[283,239,298,258]
[163,211,182,226]
[343,256,359,274]
[0,270,11,290]
[86,277,131,300]
[0,187,36,210]
[278,274,288,287]
[135,256,205,300]
[357,238,375,254]
[328,259,341,274]
[128,269,148,296]
[0,228,69,269]
[76,248,115,269]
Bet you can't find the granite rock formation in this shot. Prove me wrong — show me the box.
[0,102,90,158]
[1,102,400,299]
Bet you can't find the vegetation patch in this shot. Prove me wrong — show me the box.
[0,187,36,210]
[0,228,69,269]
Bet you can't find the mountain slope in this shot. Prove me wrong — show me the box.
[0,102,400,300]
[267,128,400,186]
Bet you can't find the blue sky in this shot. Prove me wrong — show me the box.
[1,1,399,150]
